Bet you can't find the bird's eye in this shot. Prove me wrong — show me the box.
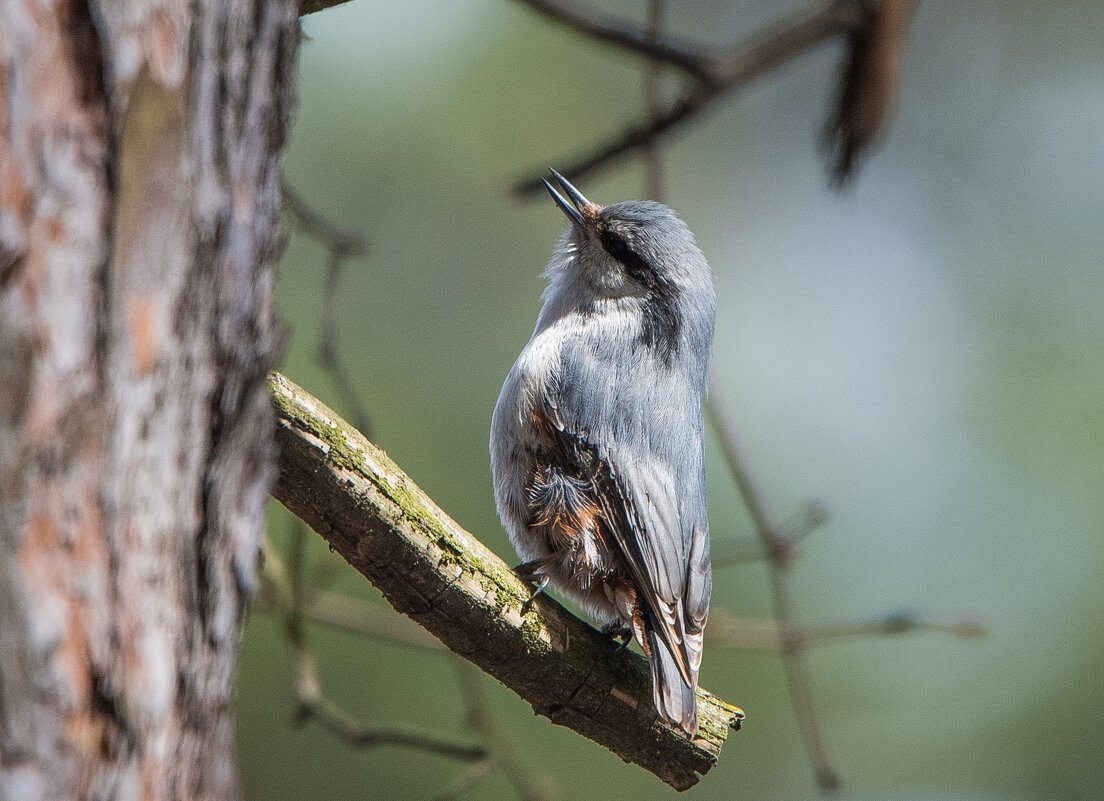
[599,230,657,290]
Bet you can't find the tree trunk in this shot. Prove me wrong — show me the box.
[0,1,297,799]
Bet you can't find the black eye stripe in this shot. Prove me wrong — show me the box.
[599,230,657,290]
[597,226,681,362]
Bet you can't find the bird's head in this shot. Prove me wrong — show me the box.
[541,170,711,302]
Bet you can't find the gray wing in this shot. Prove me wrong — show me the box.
[549,338,711,688]
[599,445,709,687]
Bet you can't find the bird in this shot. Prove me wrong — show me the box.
[490,170,715,734]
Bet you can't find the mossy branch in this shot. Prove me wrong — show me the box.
[268,371,744,791]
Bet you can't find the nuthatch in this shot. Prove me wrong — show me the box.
[490,171,715,733]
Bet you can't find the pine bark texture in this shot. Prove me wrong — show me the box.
[0,1,298,799]
[269,373,745,791]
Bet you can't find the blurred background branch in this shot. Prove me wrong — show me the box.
[823,0,920,183]
[707,386,841,791]
[260,521,567,799]
[262,524,487,762]
[641,0,665,201]
[282,181,374,436]
[513,0,918,194]
[451,659,559,801]
[515,0,714,82]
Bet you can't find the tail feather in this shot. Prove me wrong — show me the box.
[648,627,698,734]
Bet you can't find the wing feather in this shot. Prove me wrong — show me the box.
[543,331,711,699]
[544,402,698,689]
[599,455,695,687]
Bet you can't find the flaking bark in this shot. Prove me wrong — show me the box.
[269,372,744,791]
[0,2,298,799]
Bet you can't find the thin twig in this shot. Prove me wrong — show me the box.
[518,90,711,195]
[293,650,487,762]
[641,0,665,201]
[712,500,829,568]
[704,613,784,651]
[453,659,558,801]
[282,180,374,436]
[709,0,860,86]
[706,380,842,793]
[317,247,374,435]
[514,0,865,194]
[262,526,487,763]
[705,610,987,651]
[802,613,988,645]
[823,0,920,183]
[513,0,716,83]
[286,519,309,644]
[709,536,767,567]
[282,181,369,258]
[255,581,445,651]
[266,530,554,797]
[431,760,496,801]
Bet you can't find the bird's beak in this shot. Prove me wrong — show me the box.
[541,169,600,227]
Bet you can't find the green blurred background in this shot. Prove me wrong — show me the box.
[236,1,1104,799]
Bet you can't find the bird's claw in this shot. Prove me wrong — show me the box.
[602,622,634,650]
[514,563,550,615]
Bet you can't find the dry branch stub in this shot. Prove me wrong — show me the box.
[268,372,744,790]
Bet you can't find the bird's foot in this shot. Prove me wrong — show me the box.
[513,562,550,615]
[601,621,634,651]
